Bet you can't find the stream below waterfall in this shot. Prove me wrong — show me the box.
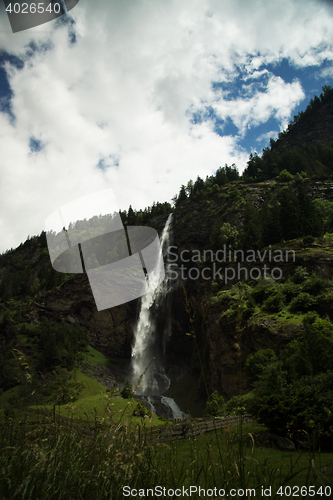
[136,395,187,420]
[130,215,186,419]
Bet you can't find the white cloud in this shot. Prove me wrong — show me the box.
[211,75,305,135]
[256,130,279,144]
[0,0,332,251]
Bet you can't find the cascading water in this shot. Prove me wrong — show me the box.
[161,397,187,419]
[131,214,174,396]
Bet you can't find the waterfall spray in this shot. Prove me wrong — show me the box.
[131,214,173,395]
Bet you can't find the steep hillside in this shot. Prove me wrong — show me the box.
[243,86,333,180]
[2,177,333,410]
[273,85,333,153]
[171,178,333,399]
[2,90,333,429]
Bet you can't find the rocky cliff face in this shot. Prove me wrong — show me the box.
[2,179,333,406]
[24,274,137,359]
[172,250,333,401]
[171,179,333,399]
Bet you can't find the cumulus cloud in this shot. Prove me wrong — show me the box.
[210,75,305,135]
[0,0,332,251]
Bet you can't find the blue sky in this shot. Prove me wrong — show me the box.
[0,0,333,252]
[191,58,332,153]
[227,60,332,152]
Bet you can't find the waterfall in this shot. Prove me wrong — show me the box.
[131,214,173,395]
[137,394,188,420]
[161,397,187,419]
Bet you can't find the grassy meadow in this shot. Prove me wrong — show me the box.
[1,366,333,500]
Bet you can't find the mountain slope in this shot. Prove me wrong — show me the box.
[2,89,333,423]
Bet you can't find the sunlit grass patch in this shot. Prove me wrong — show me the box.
[82,344,111,366]
[30,393,163,429]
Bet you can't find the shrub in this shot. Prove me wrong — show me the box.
[210,222,239,250]
[121,379,134,399]
[211,281,219,294]
[302,274,329,295]
[203,391,225,417]
[277,169,293,182]
[290,292,316,312]
[262,291,286,312]
[280,280,299,300]
[227,188,241,200]
[250,277,278,303]
[291,266,309,284]
[133,401,152,418]
[283,312,333,378]
[225,392,255,415]
[31,319,87,372]
[244,349,278,387]
[251,370,333,448]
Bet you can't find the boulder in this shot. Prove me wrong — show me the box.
[257,431,296,451]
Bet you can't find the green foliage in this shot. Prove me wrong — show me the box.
[291,266,309,284]
[133,401,152,418]
[251,370,333,448]
[314,199,333,233]
[120,201,172,226]
[289,85,333,127]
[20,319,88,373]
[277,169,293,182]
[227,187,241,200]
[283,313,333,379]
[262,291,286,312]
[210,281,219,294]
[241,185,324,249]
[210,222,239,250]
[240,203,263,249]
[245,312,333,447]
[0,242,67,301]
[244,349,278,387]
[252,361,287,399]
[215,163,239,184]
[0,409,170,499]
[51,369,84,405]
[2,405,332,498]
[193,175,205,195]
[248,361,289,433]
[225,392,255,414]
[281,279,300,300]
[290,292,316,312]
[176,164,240,202]
[121,379,134,399]
[302,274,329,295]
[185,179,194,196]
[250,277,278,304]
[203,390,225,417]
[242,87,333,181]
[0,319,88,405]
[175,185,187,206]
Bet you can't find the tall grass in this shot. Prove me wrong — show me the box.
[0,408,175,499]
[1,284,332,498]
[1,405,332,498]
